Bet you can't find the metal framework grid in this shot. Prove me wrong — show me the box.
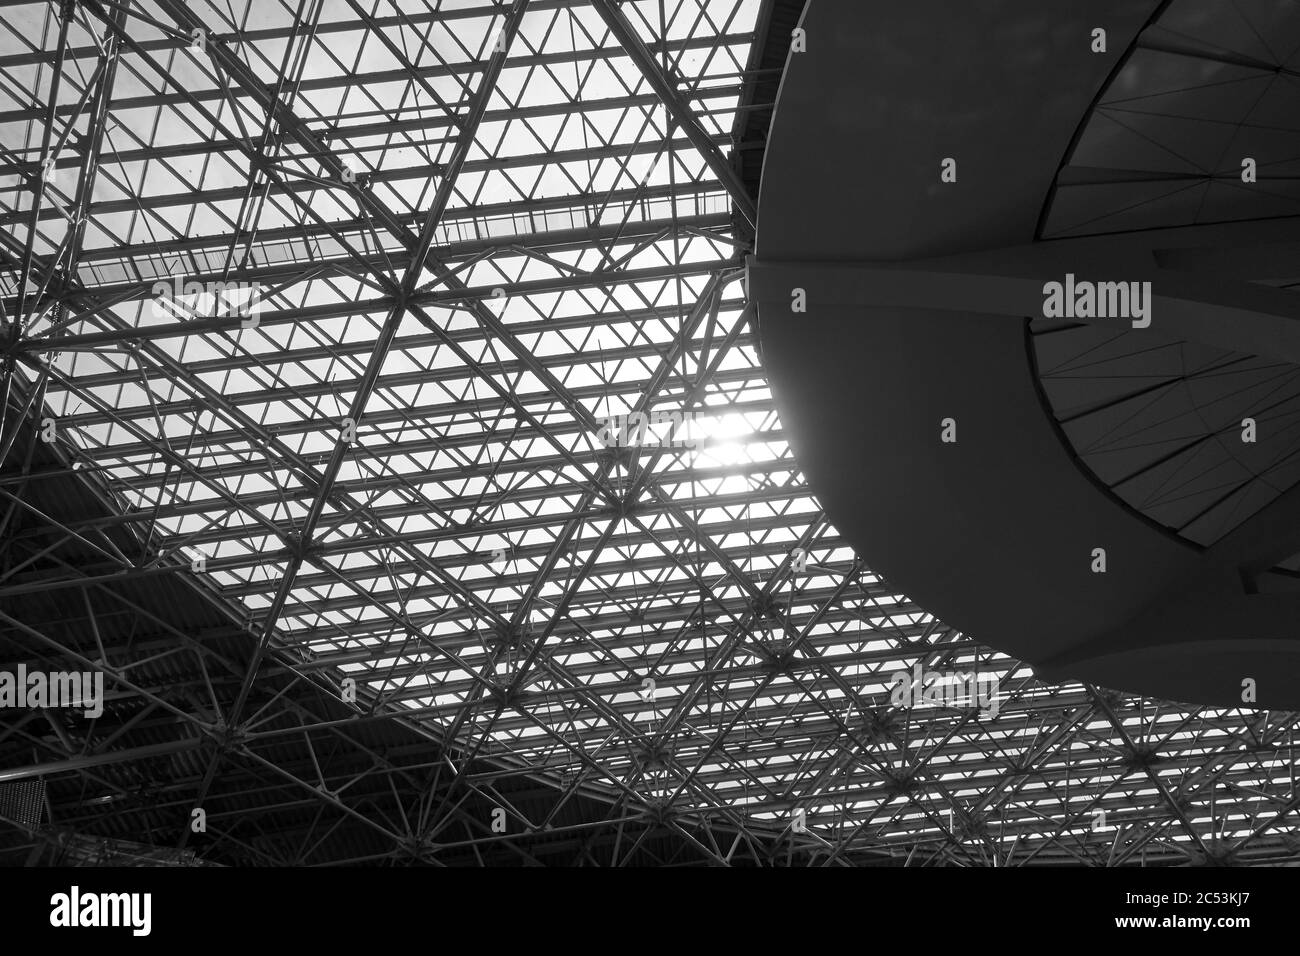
[0,0,1297,867]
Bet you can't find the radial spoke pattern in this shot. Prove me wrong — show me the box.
[1,0,1300,866]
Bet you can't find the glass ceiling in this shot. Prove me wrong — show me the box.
[3,0,1299,865]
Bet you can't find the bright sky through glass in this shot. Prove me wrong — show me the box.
[4,0,1282,858]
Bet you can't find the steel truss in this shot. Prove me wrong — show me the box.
[0,0,1298,866]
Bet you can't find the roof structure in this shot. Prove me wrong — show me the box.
[0,0,1297,867]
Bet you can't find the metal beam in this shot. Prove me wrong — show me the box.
[590,0,756,228]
